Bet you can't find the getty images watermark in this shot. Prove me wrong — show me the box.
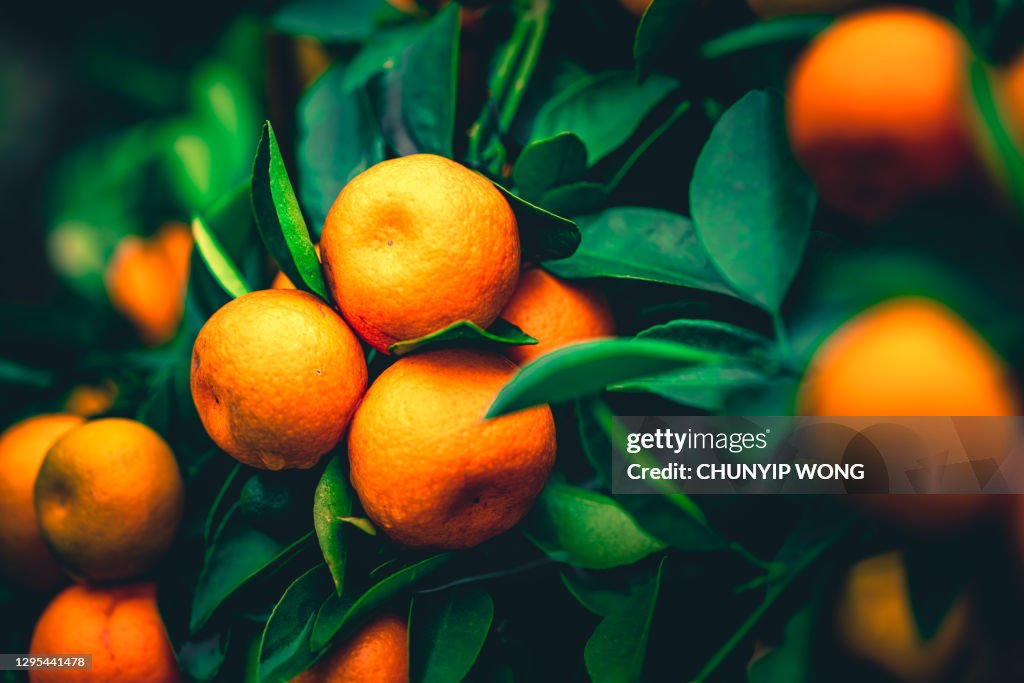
[612,416,1024,495]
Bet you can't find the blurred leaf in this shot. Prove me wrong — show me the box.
[613,365,770,411]
[969,58,1024,216]
[633,320,777,359]
[409,587,494,683]
[690,90,816,313]
[378,4,460,157]
[343,23,427,93]
[496,184,581,261]
[531,71,678,164]
[252,121,328,300]
[561,571,634,617]
[747,606,814,683]
[537,182,607,217]
[192,215,252,299]
[523,481,664,569]
[512,133,588,201]
[389,319,537,356]
[297,66,385,232]
[311,554,454,651]
[258,563,335,683]
[699,17,830,60]
[584,557,664,683]
[272,0,394,42]
[179,630,231,682]
[634,0,700,78]
[313,455,353,594]
[0,358,53,388]
[487,339,724,417]
[544,208,734,296]
[205,463,243,545]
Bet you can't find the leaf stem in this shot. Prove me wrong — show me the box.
[498,0,551,133]
[607,100,691,193]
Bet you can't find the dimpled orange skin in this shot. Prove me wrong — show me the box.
[348,349,556,549]
[321,155,520,353]
[837,553,966,682]
[787,8,973,223]
[499,268,615,365]
[798,297,1020,526]
[35,418,184,582]
[30,583,181,683]
[191,290,367,470]
[0,414,82,590]
[292,614,408,683]
[105,221,192,346]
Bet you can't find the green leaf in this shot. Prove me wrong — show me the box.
[512,133,588,201]
[610,320,777,410]
[313,455,353,595]
[258,564,335,683]
[0,358,53,388]
[537,182,607,217]
[297,64,385,232]
[690,90,817,313]
[634,0,699,79]
[311,554,453,651]
[343,23,427,93]
[543,208,734,296]
[252,121,329,300]
[378,4,459,157]
[747,606,814,683]
[409,588,494,683]
[530,71,678,164]
[179,630,231,683]
[560,572,634,618]
[584,557,664,683]
[271,0,394,42]
[389,319,537,356]
[969,58,1024,217]
[496,184,581,262]
[487,338,724,417]
[699,17,830,60]
[523,481,664,569]
[204,463,243,545]
[192,214,252,300]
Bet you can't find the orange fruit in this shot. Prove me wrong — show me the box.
[321,154,520,353]
[0,414,82,589]
[35,418,184,582]
[63,380,118,417]
[348,349,556,548]
[191,289,367,470]
[798,297,1019,526]
[499,268,615,365]
[836,552,966,682]
[30,582,181,683]
[272,245,321,290]
[292,614,408,683]
[105,221,193,346]
[787,8,973,222]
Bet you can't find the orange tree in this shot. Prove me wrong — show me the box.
[3,0,1024,681]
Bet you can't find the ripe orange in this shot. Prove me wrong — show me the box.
[499,268,615,365]
[292,614,408,683]
[787,8,973,222]
[0,414,82,590]
[35,418,184,582]
[836,552,966,682]
[798,297,1020,526]
[348,349,556,549]
[63,380,118,417]
[105,221,192,346]
[30,582,181,683]
[321,154,520,353]
[191,289,367,470]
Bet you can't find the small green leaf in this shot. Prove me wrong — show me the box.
[543,208,734,297]
[690,90,817,313]
[634,0,699,79]
[584,557,664,683]
[560,571,634,618]
[969,58,1024,217]
[0,358,53,388]
[258,564,335,683]
[496,184,581,262]
[179,630,231,683]
[487,338,724,417]
[297,65,385,232]
[271,0,394,42]
[389,319,537,356]
[339,517,377,536]
[378,4,460,157]
[409,588,494,683]
[204,463,243,546]
[530,71,678,164]
[343,23,428,93]
[537,182,607,217]
[313,455,353,594]
[311,554,453,651]
[747,606,814,683]
[192,215,252,300]
[523,481,664,569]
[252,121,329,300]
[512,133,588,201]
